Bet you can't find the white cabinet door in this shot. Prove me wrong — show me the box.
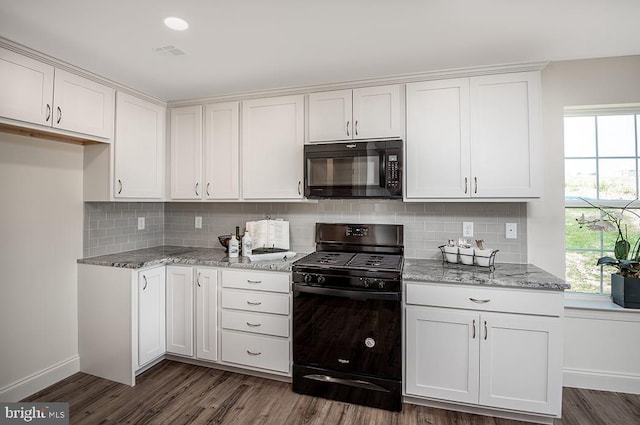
[0,47,54,126]
[242,95,304,199]
[308,90,352,141]
[114,92,165,198]
[352,85,402,140]
[470,72,541,198]
[479,313,562,415]
[137,267,166,367]
[52,68,114,139]
[195,268,218,362]
[166,266,194,356]
[170,105,203,199]
[405,306,480,404]
[406,79,470,198]
[204,101,239,199]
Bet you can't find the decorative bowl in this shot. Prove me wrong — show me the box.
[218,235,231,252]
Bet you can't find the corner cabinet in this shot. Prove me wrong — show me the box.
[113,92,165,199]
[308,85,402,142]
[0,46,114,141]
[242,95,304,199]
[406,72,541,199]
[405,282,563,420]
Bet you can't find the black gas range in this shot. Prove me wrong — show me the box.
[292,223,404,411]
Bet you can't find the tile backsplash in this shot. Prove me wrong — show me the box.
[85,201,527,263]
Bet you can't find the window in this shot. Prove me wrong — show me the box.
[564,106,640,294]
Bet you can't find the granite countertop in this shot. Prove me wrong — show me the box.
[78,246,569,291]
[403,258,570,291]
[77,245,307,272]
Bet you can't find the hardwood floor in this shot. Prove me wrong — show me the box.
[23,360,640,425]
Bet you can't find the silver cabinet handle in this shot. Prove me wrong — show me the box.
[45,104,51,122]
[474,176,478,194]
[118,179,123,194]
[206,182,211,197]
[346,120,350,137]
[469,297,490,304]
[246,322,261,327]
[346,144,357,148]
[247,350,261,356]
[195,182,200,196]
[247,279,262,284]
[464,177,468,194]
[472,319,476,339]
[142,275,148,290]
[355,120,359,136]
[298,181,301,195]
[196,272,201,287]
[484,320,488,340]
[56,106,62,124]
[247,301,262,306]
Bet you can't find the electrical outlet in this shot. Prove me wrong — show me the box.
[195,216,202,229]
[138,217,145,230]
[462,222,474,238]
[506,223,517,239]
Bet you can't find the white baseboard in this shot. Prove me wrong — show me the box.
[564,368,640,395]
[0,355,80,402]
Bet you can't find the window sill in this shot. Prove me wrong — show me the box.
[564,293,640,319]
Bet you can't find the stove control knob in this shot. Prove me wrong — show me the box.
[317,275,326,284]
[303,274,314,283]
[361,278,370,288]
[376,280,385,289]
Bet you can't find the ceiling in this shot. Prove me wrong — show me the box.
[1,0,639,102]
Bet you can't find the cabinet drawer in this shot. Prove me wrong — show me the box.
[221,288,289,315]
[221,331,290,373]
[405,282,563,317]
[221,310,289,337]
[221,269,290,293]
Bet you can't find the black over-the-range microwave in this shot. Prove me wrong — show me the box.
[304,139,403,199]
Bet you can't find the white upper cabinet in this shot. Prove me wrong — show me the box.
[204,101,240,199]
[469,72,541,198]
[0,47,54,126]
[308,84,401,142]
[0,46,114,140]
[114,92,165,199]
[242,95,304,199]
[170,105,203,199]
[406,71,541,199]
[406,78,470,198]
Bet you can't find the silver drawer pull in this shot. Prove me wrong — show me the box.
[247,301,262,306]
[247,350,261,356]
[247,279,262,284]
[246,322,261,327]
[469,297,490,303]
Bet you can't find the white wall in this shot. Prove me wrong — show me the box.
[529,55,640,278]
[0,133,83,401]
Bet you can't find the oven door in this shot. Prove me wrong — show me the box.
[304,140,402,198]
[292,283,402,380]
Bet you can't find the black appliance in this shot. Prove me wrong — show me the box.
[304,139,402,199]
[292,223,404,411]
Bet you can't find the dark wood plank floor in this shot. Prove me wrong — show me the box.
[23,360,640,425]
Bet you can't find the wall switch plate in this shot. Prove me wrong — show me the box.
[463,222,474,238]
[138,217,145,230]
[506,223,517,239]
[195,216,202,229]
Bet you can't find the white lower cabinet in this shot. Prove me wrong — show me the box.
[405,282,563,419]
[137,267,166,367]
[165,266,194,356]
[220,269,291,375]
[195,268,219,361]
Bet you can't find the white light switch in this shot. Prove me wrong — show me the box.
[506,223,517,239]
[138,217,145,230]
[195,216,202,229]
[463,222,474,237]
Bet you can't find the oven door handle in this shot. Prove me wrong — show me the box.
[294,284,401,301]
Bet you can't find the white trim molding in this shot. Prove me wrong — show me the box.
[564,368,640,395]
[0,355,80,402]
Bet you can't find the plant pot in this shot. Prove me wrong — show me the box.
[611,273,640,309]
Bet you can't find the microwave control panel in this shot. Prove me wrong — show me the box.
[387,152,401,190]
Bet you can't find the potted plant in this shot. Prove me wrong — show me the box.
[576,199,640,308]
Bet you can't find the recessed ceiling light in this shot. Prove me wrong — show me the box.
[164,17,189,31]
